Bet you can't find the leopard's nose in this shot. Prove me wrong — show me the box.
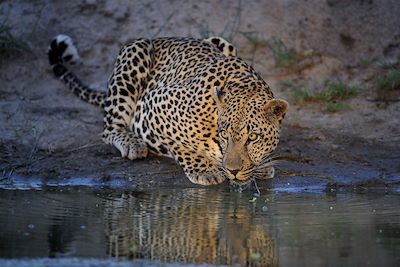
[227,169,239,177]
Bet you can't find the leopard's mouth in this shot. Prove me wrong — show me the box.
[230,178,252,186]
[219,167,259,192]
[219,165,254,186]
[224,171,252,184]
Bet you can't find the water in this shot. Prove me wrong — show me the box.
[0,187,399,266]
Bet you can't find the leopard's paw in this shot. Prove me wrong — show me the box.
[113,139,148,160]
[187,171,226,185]
[255,166,275,180]
[103,131,148,160]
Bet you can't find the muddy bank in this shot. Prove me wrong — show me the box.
[1,122,399,193]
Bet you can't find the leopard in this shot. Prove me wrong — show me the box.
[48,34,288,186]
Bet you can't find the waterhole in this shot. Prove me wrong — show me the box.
[0,187,399,266]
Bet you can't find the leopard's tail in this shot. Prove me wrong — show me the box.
[48,34,106,107]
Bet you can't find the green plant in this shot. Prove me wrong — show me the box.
[324,102,350,112]
[0,23,30,54]
[377,60,397,70]
[237,31,267,65]
[280,79,359,112]
[358,58,371,68]
[280,80,313,104]
[376,68,400,91]
[292,88,313,104]
[267,38,298,68]
[239,31,265,46]
[322,81,359,101]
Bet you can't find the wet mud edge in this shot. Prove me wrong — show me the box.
[1,124,399,193]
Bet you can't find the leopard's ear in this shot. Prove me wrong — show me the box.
[213,86,226,107]
[264,99,288,122]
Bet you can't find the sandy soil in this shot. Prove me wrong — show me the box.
[1,0,400,192]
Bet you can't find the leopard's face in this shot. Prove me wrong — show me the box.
[215,88,288,185]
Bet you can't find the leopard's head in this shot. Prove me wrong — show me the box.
[214,84,288,185]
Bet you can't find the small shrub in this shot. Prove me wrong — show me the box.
[377,60,397,70]
[0,23,30,54]
[376,68,400,91]
[292,89,313,104]
[280,80,312,104]
[267,38,298,68]
[324,102,350,113]
[322,81,359,101]
[280,79,358,112]
[358,58,371,68]
[282,80,359,103]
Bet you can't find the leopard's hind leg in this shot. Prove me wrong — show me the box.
[102,39,154,160]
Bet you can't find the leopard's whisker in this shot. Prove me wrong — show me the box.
[253,178,261,196]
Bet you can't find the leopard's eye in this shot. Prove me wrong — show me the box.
[248,133,259,142]
[219,130,228,139]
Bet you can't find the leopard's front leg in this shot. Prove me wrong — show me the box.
[173,150,226,185]
[103,130,148,160]
[186,169,226,185]
[102,39,153,160]
[143,84,225,185]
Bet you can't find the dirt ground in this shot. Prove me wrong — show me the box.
[1,0,400,192]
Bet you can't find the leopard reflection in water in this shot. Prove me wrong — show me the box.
[104,189,276,266]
